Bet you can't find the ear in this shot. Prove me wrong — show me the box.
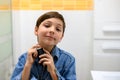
[34,26,38,36]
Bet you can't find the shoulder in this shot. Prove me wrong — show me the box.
[18,52,27,60]
[58,48,75,62]
[17,52,27,65]
[57,48,76,70]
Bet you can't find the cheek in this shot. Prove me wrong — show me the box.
[57,35,63,42]
[37,27,44,34]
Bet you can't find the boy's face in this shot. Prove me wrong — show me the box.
[34,18,64,47]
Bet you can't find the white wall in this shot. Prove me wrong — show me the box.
[12,10,93,80]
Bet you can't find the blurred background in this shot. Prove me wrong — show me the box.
[0,0,120,80]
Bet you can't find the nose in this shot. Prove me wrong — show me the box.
[49,26,55,34]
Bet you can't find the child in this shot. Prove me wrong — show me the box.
[11,11,76,80]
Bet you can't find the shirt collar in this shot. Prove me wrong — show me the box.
[51,46,60,60]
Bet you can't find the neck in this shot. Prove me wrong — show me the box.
[40,44,55,53]
[44,46,54,52]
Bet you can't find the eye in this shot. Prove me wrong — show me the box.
[44,24,50,28]
[56,27,62,32]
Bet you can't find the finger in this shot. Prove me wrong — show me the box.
[31,48,39,57]
[33,51,37,58]
[42,62,50,66]
[39,54,49,59]
[39,58,49,64]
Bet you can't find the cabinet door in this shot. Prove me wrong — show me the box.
[94,0,120,71]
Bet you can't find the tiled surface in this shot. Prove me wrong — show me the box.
[0,0,13,79]
[0,0,93,10]
[0,12,11,36]
[0,0,11,10]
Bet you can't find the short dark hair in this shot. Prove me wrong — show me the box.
[36,11,66,33]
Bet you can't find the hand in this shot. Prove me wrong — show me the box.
[26,44,41,65]
[39,49,56,73]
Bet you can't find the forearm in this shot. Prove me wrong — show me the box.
[50,69,58,80]
[21,63,32,80]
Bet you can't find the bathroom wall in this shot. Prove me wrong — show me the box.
[0,0,13,79]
